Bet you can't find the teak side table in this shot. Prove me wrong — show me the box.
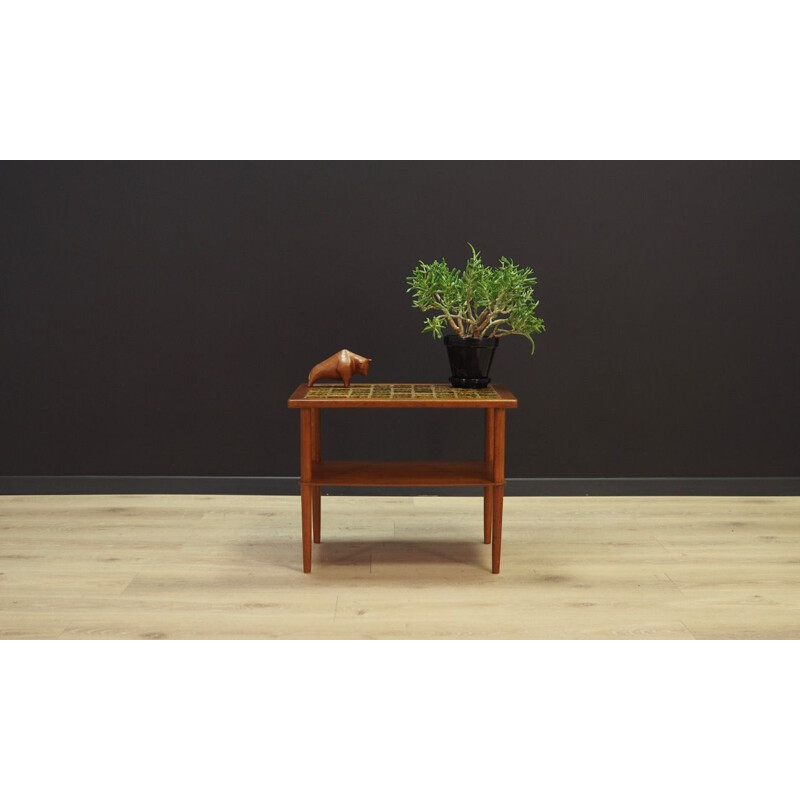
[287,383,517,574]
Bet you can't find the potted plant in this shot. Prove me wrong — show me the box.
[407,244,545,388]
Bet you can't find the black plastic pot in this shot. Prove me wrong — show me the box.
[444,335,499,388]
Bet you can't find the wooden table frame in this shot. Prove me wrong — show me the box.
[287,383,517,574]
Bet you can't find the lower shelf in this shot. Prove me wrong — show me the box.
[307,460,498,487]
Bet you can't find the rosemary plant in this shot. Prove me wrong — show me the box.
[407,244,545,353]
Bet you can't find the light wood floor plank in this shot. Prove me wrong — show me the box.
[0,494,798,639]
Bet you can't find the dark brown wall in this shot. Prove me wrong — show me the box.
[2,162,799,491]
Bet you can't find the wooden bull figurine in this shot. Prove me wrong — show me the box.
[307,349,372,388]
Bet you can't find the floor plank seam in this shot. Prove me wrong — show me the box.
[120,573,141,596]
[664,572,683,593]
[652,535,670,553]
[680,619,697,639]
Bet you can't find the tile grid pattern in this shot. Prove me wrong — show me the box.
[305,384,501,400]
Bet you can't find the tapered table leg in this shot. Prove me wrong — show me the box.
[492,486,504,574]
[483,408,494,544]
[311,409,321,543]
[300,409,313,572]
[492,408,506,574]
[484,488,494,544]
[312,490,321,544]
[301,485,312,573]
[484,408,495,544]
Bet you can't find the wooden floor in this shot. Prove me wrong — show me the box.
[1,494,798,639]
